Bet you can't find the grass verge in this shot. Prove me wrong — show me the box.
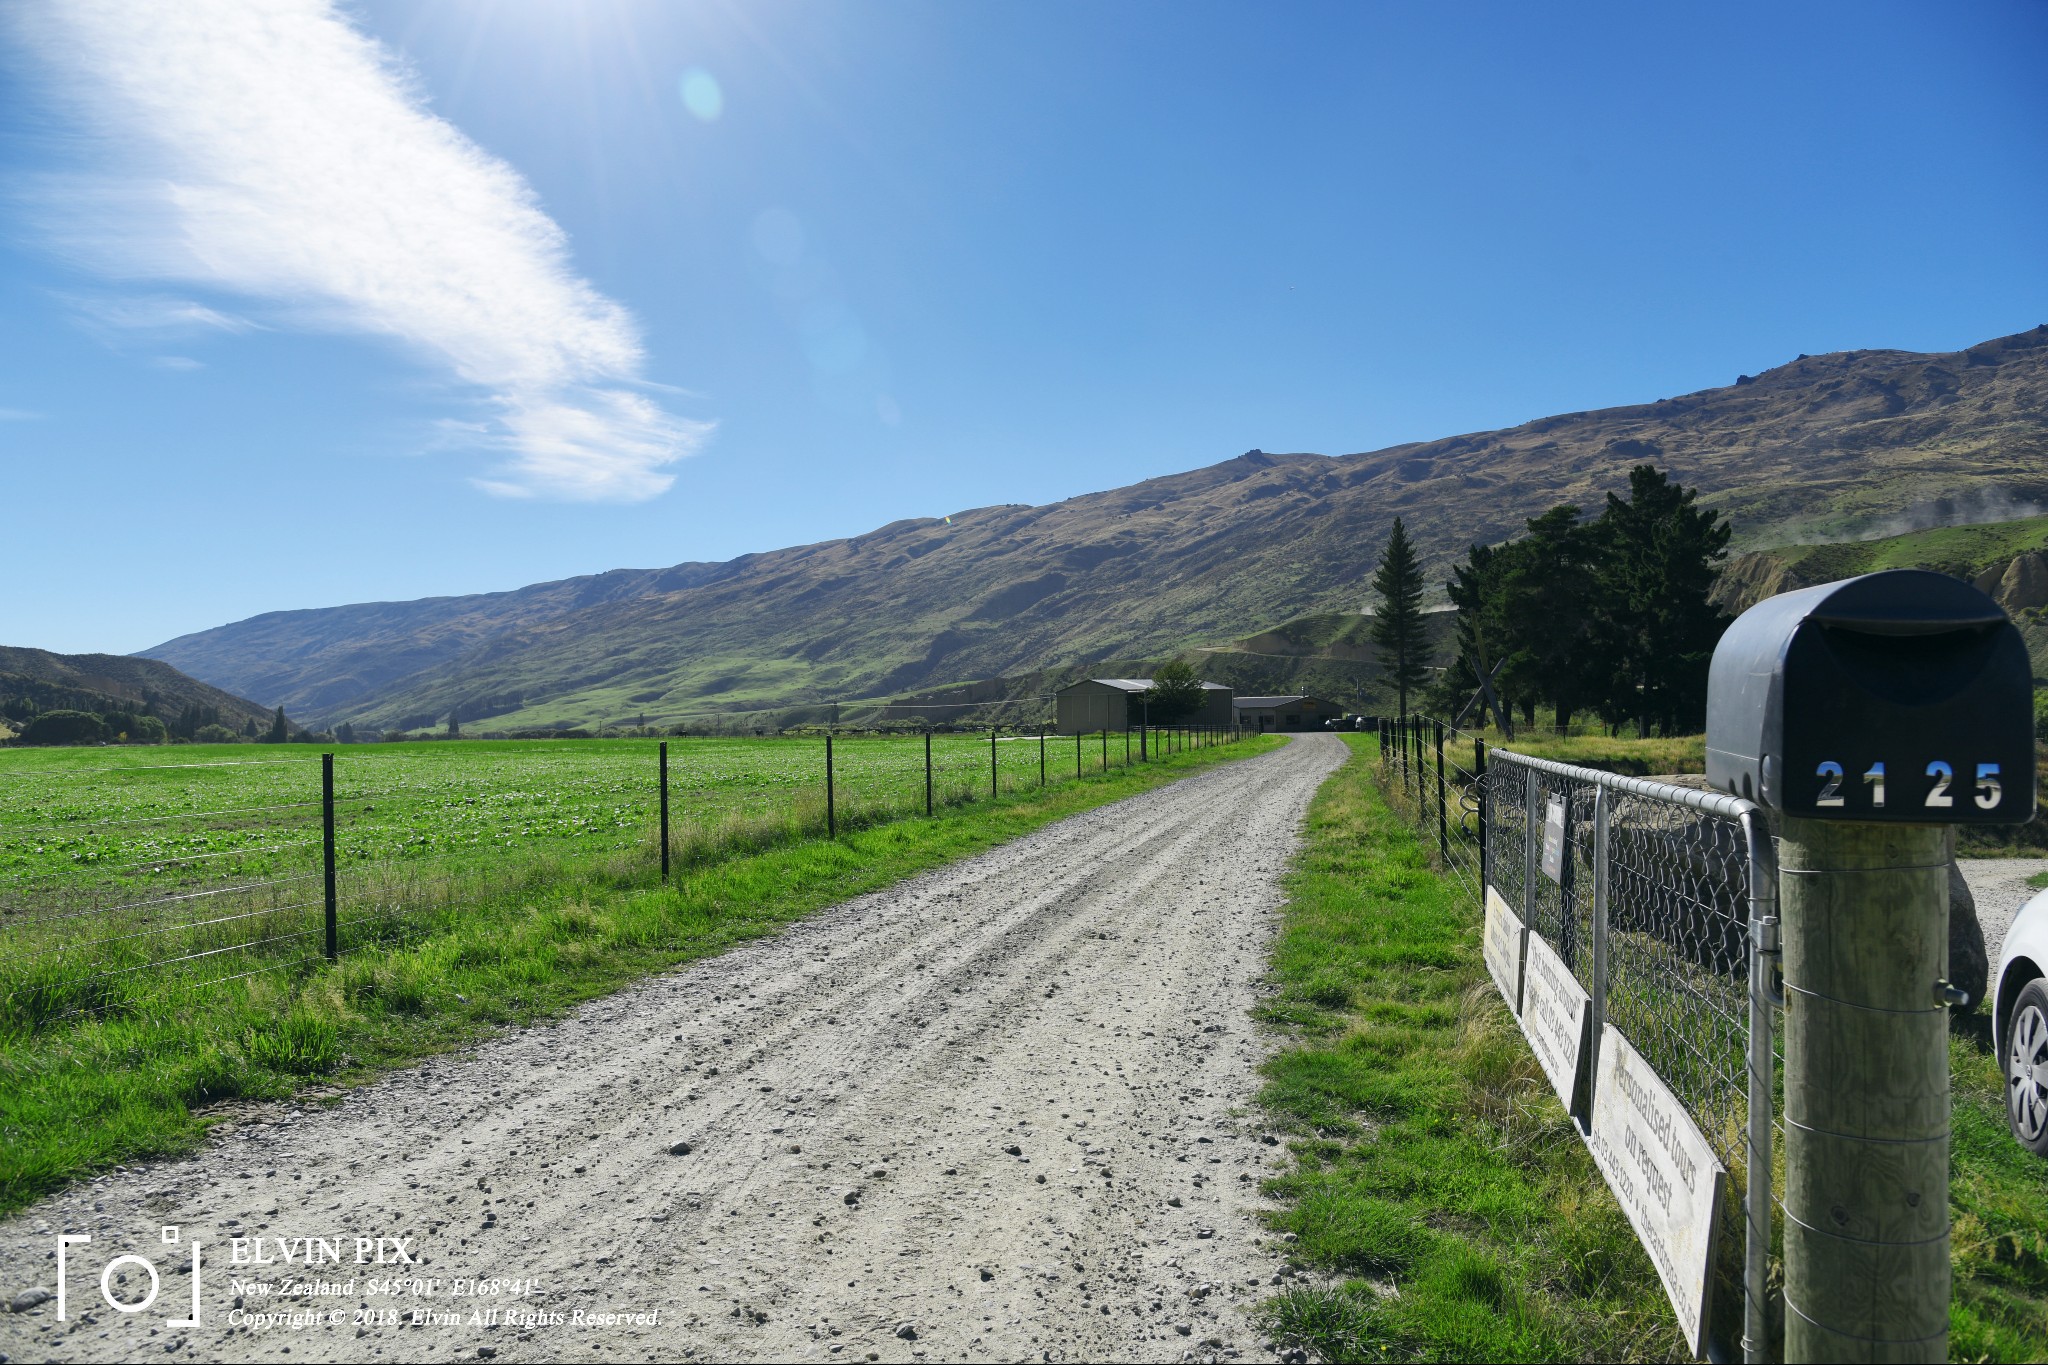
[0,735,1277,1216]
[1252,735,1682,1361]
[1253,735,2048,1362]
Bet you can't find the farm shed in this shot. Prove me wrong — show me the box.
[1233,695,1344,732]
[1054,678,1233,734]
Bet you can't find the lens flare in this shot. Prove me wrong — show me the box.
[679,68,722,121]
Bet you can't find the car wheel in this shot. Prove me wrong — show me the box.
[2008,979,2048,1158]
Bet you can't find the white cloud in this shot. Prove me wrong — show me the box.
[74,296,257,336]
[14,0,706,501]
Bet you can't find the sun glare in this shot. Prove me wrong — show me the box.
[679,66,723,121]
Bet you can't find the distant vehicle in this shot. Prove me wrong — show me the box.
[1993,888,2048,1157]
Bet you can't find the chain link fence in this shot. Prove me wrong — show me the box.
[1378,715,1782,1363]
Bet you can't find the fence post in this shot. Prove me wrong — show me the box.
[1521,765,1541,928]
[322,752,337,962]
[659,740,671,884]
[1779,818,1949,1363]
[1475,738,1489,891]
[990,727,998,799]
[1741,812,1780,1365]
[826,733,836,838]
[1434,720,1449,865]
[926,729,934,816]
[1039,728,1045,788]
[1101,727,1107,772]
[1587,784,1609,1090]
[1559,784,1580,969]
[1076,730,1081,778]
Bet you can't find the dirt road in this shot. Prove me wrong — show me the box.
[0,733,1347,1365]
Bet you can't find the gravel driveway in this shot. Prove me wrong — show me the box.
[0,733,1348,1364]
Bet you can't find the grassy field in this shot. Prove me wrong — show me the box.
[0,729,1175,1028]
[1253,735,2048,1363]
[0,731,1272,1214]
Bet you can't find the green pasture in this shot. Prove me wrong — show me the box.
[0,728,1214,1031]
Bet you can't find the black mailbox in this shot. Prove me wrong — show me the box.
[1706,569,2036,823]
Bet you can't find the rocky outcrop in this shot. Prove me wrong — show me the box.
[1974,550,2048,613]
[1711,552,1809,615]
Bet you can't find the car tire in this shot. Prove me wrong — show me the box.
[2007,978,2048,1158]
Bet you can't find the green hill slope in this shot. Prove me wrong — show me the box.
[142,324,2048,731]
[0,647,285,739]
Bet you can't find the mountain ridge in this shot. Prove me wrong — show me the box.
[142,324,2048,730]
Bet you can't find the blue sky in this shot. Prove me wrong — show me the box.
[4,1,2045,655]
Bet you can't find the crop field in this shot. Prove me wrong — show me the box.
[0,727,1206,1029]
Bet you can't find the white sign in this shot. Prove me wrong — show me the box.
[1482,885,1526,1016]
[1519,930,1591,1113]
[1587,1024,1727,1358]
[1540,794,1566,882]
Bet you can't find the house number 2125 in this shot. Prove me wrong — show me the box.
[1814,761,2002,810]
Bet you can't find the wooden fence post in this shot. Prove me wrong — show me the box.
[322,753,337,962]
[1780,818,1950,1362]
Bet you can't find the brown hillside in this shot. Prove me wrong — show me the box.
[142,325,2048,731]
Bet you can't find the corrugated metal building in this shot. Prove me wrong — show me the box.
[1054,678,1234,734]
[1233,695,1344,732]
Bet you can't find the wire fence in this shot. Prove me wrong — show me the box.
[1377,714,1783,1363]
[0,724,1243,1032]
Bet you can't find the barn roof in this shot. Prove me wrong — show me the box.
[1233,695,1334,709]
[1062,678,1232,693]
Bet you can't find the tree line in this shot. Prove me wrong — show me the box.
[4,699,298,747]
[1371,464,1733,735]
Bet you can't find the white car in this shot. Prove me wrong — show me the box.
[1993,887,2048,1157]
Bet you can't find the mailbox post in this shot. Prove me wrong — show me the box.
[1707,569,2035,1364]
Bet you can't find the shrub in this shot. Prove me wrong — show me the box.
[193,723,239,743]
[20,710,109,746]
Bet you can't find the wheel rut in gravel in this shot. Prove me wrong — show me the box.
[0,733,1348,1364]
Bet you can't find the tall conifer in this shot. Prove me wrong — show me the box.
[1371,517,1430,717]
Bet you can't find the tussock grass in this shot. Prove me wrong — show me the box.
[0,736,1276,1215]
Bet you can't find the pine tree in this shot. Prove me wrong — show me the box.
[1370,517,1430,717]
[1494,505,1600,730]
[447,709,462,739]
[264,706,288,743]
[1588,466,1733,734]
